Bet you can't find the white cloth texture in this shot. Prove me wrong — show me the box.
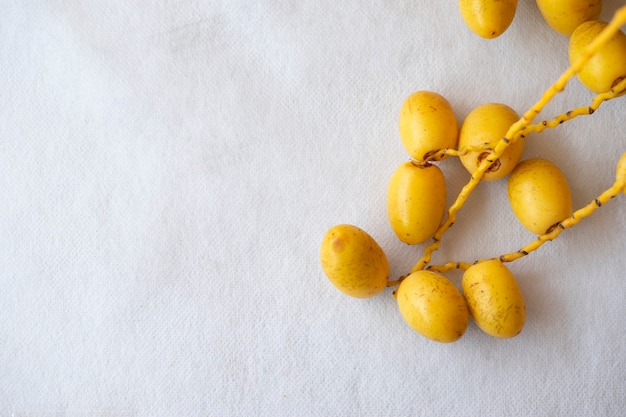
[2,1,626,416]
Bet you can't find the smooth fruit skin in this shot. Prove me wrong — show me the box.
[387,162,446,245]
[536,0,602,36]
[398,91,459,162]
[617,152,626,194]
[397,270,469,343]
[462,260,526,338]
[320,224,389,298]
[507,158,573,234]
[569,20,626,94]
[458,103,525,181]
[459,0,518,39]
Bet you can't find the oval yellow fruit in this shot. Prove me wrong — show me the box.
[320,224,389,298]
[507,158,573,234]
[462,260,526,338]
[397,270,469,343]
[536,0,602,36]
[616,152,626,194]
[387,161,446,245]
[569,20,626,94]
[459,0,518,39]
[458,103,525,181]
[398,91,459,162]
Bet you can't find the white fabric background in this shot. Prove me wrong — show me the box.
[2,1,626,415]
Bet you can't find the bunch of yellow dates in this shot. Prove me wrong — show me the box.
[320,2,626,343]
[460,0,601,39]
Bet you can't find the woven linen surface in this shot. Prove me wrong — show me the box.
[2,1,626,416]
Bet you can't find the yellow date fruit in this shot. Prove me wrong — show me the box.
[617,152,626,194]
[462,260,526,338]
[320,224,389,298]
[507,158,573,234]
[387,161,446,245]
[569,20,626,94]
[458,103,525,181]
[459,0,518,39]
[397,270,469,343]
[536,0,602,36]
[398,91,459,162]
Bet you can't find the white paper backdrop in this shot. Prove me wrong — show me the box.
[2,1,626,416]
